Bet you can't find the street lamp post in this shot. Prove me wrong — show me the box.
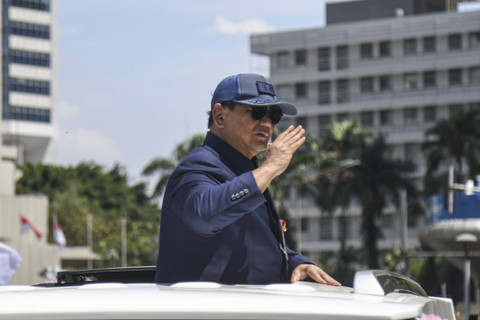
[456,233,478,320]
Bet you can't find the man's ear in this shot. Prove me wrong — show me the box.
[212,103,226,128]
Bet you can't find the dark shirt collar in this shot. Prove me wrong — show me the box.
[204,131,258,175]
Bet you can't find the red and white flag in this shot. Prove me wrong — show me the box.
[53,215,66,255]
[20,216,42,240]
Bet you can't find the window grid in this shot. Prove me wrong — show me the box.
[318,81,331,105]
[3,106,50,122]
[295,50,307,66]
[448,33,462,50]
[317,47,330,71]
[11,0,50,11]
[9,50,50,67]
[9,78,50,95]
[336,46,349,70]
[8,21,50,39]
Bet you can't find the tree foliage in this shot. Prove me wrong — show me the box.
[16,162,161,267]
[422,108,480,194]
[303,121,418,269]
[142,133,206,199]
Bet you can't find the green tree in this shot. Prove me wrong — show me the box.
[311,122,417,269]
[422,108,480,194]
[16,162,160,267]
[142,133,205,199]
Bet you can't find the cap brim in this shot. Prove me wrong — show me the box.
[234,95,297,115]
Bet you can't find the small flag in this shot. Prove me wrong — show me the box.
[20,216,42,240]
[53,215,66,255]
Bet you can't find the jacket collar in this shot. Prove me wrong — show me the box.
[204,131,258,176]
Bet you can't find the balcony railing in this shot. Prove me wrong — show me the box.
[426,193,480,225]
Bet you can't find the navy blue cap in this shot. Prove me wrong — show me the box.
[211,73,297,115]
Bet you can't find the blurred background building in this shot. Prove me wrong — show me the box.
[1,0,58,166]
[0,0,61,285]
[251,0,480,269]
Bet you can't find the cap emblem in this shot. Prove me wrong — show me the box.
[256,81,276,96]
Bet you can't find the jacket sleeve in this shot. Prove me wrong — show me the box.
[165,162,267,237]
[286,246,314,276]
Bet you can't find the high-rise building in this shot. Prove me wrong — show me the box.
[0,0,59,285]
[250,1,480,263]
[1,0,57,165]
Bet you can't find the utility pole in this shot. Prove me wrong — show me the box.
[87,215,93,269]
[400,190,408,275]
[446,165,480,213]
[121,217,127,267]
[456,233,478,320]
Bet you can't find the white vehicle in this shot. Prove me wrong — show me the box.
[0,267,455,320]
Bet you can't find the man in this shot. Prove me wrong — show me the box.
[154,73,340,286]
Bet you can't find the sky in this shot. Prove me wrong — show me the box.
[56,0,347,186]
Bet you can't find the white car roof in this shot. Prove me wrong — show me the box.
[0,269,455,320]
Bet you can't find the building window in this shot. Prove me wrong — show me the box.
[338,215,352,240]
[276,85,290,101]
[469,32,480,49]
[360,43,373,59]
[380,110,392,125]
[9,78,50,95]
[448,68,462,86]
[318,115,331,137]
[296,117,307,129]
[379,41,391,57]
[276,51,289,68]
[403,38,417,55]
[404,107,418,125]
[379,75,391,92]
[11,0,50,11]
[317,47,330,71]
[295,50,307,66]
[423,71,436,88]
[360,77,374,93]
[469,67,480,84]
[8,21,50,39]
[318,81,331,105]
[449,104,463,116]
[9,50,50,67]
[336,79,349,103]
[336,45,349,69]
[320,217,332,240]
[423,36,436,53]
[404,73,418,90]
[360,111,374,127]
[423,106,436,123]
[337,113,349,121]
[295,82,308,99]
[448,33,462,50]
[2,106,50,122]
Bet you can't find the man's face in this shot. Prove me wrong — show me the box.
[222,104,275,159]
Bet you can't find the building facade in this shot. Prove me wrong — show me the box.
[0,0,61,285]
[1,0,57,165]
[251,7,480,263]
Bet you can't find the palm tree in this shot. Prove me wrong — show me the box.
[311,122,417,269]
[142,133,205,199]
[422,108,480,183]
[350,136,417,268]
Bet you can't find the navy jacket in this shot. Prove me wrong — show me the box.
[154,132,312,284]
